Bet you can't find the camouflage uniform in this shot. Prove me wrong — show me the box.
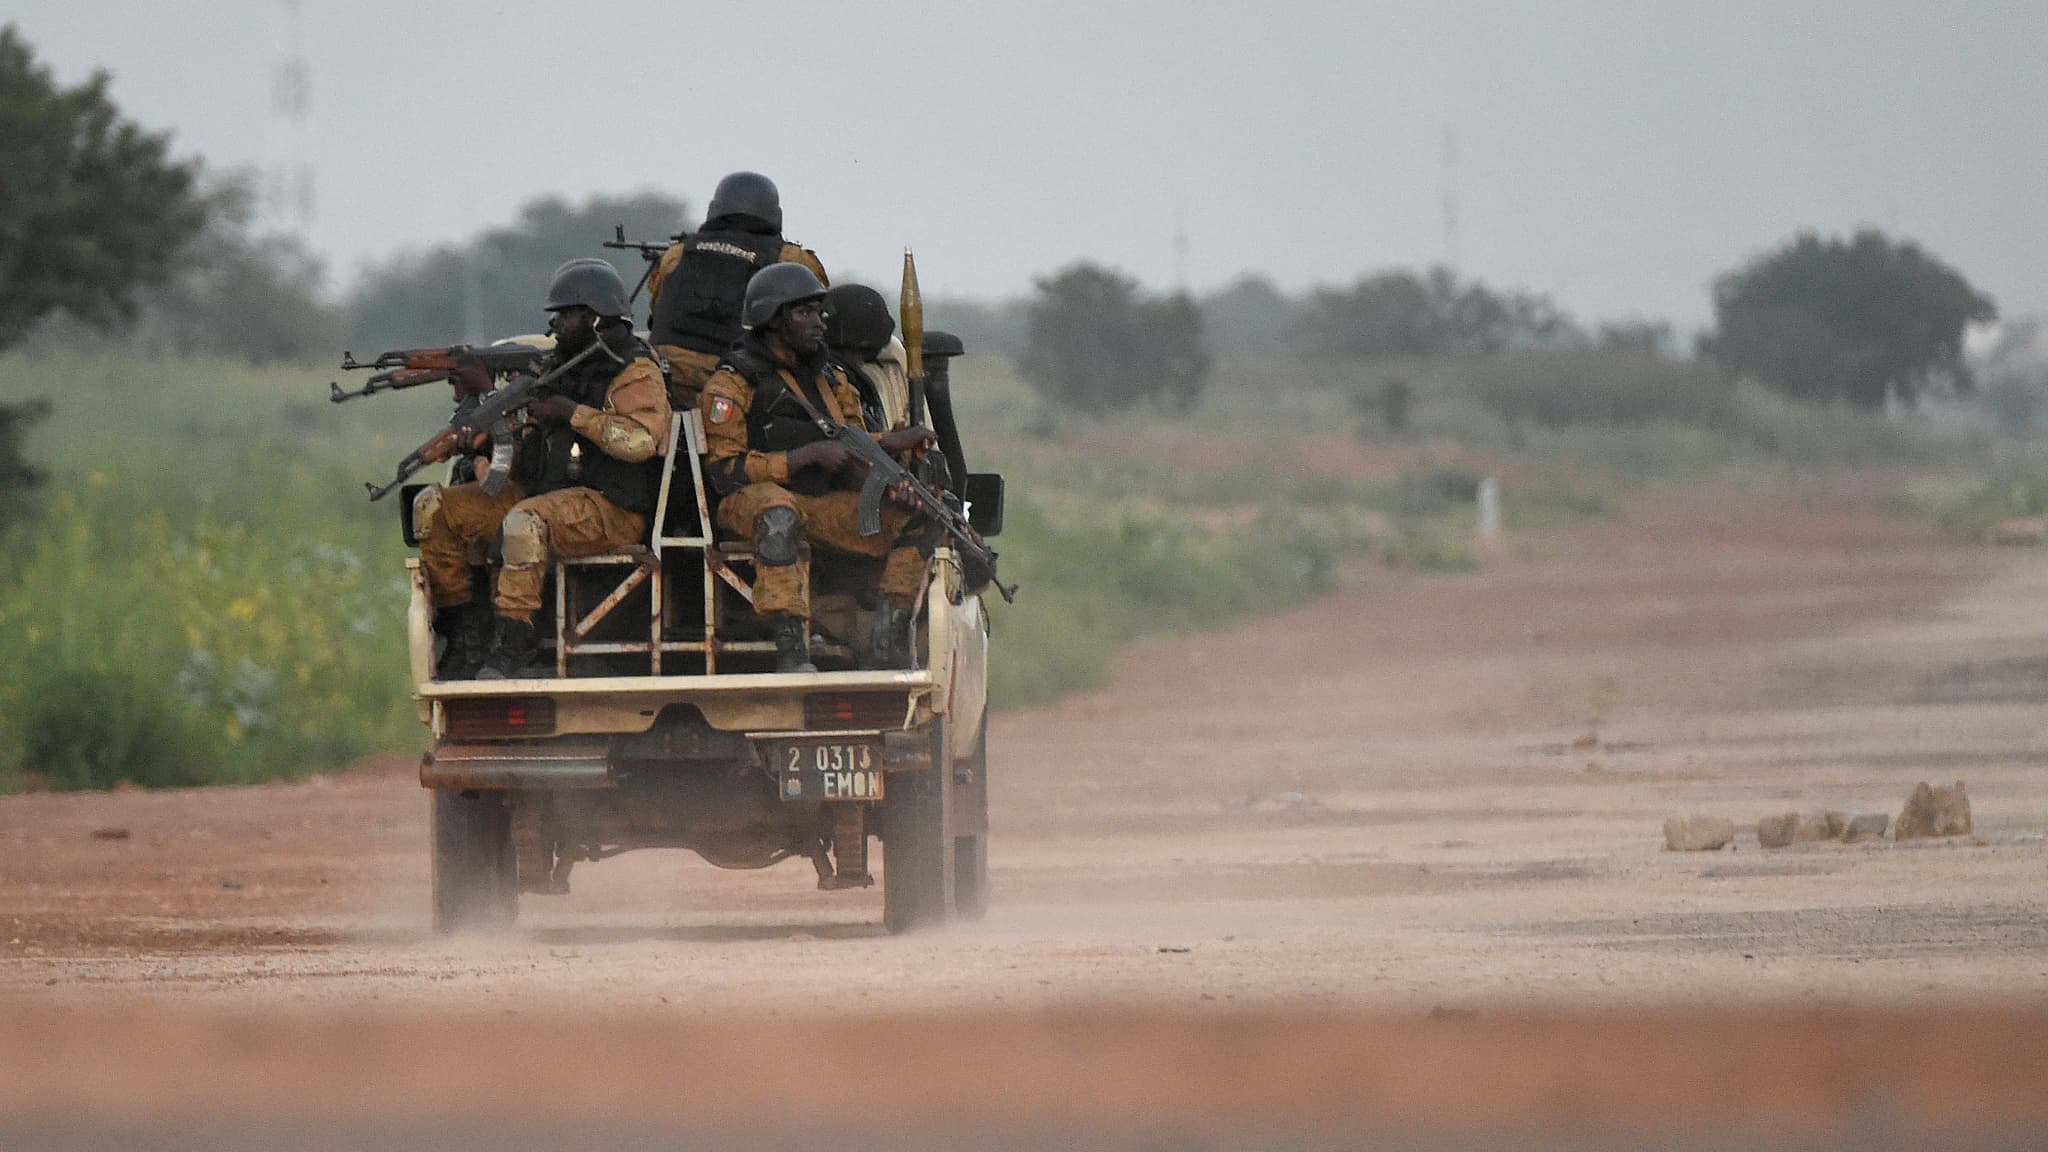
[700,335,931,621]
[418,340,671,624]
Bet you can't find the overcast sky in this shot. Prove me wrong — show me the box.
[11,1,2046,330]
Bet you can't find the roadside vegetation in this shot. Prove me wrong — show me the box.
[0,330,2010,792]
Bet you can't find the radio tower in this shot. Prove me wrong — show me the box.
[267,0,315,234]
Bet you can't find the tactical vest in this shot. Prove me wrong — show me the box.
[649,229,787,355]
[516,332,665,515]
[725,342,848,497]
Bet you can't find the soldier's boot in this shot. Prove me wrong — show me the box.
[476,615,541,680]
[432,600,494,681]
[772,616,817,675]
[868,600,913,669]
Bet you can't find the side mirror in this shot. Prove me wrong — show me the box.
[963,473,1004,537]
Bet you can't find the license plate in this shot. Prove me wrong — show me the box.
[772,740,885,802]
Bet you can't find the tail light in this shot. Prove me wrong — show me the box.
[444,696,556,739]
[804,692,904,730]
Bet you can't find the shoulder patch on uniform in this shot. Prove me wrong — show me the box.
[708,395,737,424]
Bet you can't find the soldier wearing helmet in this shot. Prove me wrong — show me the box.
[417,258,673,679]
[700,263,939,673]
[646,172,829,407]
[823,282,912,431]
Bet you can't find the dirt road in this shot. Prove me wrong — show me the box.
[5,480,2048,1146]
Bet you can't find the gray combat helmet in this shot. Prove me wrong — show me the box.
[824,283,895,357]
[706,171,782,232]
[742,262,827,330]
[544,258,631,319]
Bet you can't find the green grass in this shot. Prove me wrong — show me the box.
[1892,444,2048,540]
[0,353,427,792]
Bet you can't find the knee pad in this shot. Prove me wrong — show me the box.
[499,507,550,567]
[753,505,802,566]
[411,485,445,541]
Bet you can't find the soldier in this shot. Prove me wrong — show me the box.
[646,172,828,407]
[417,258,672,679]
[700,263,938,673]
[824,282,911,431]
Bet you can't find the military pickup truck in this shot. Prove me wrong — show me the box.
[393,333,1003,934]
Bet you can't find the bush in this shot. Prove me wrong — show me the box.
[1457,349,1735,429]
[0,476,419,790]
[1018,263,1212,415]
[17,665,210,790]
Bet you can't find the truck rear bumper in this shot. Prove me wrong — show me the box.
[417,669,935,738]
[421,739,613,789]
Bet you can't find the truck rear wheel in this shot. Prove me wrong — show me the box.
[431,788,517,934]
[883,720,955,933]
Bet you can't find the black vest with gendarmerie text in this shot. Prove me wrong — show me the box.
[725,340,847,497]
[516,331,665,515]
[649,229,787,355]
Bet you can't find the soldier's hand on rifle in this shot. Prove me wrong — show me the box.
[419,426,490,465]
[527,394,579,425]
[787,440,855,474]
[877,425,937,456]
[887,479,924,508]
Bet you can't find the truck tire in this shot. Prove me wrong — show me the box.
[953,720,990,921]
[431,788,517,934]
[883,720,955,933]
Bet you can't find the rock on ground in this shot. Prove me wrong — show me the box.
[1896,781,1972,840]
[1757,813,1798,849]
[1757,811,1841,849]
[1663,815,1735,852]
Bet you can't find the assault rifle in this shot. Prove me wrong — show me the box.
[604,223,682,305]
[362,339,605,502]
[830,420,1017,604]
[330,342,544,403]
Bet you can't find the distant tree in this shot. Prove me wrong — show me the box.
[1596,320,1675,356]
[0,26,204,346]
[1136,292,1212,413]
[1018,262,1213,415]
[0,24,205,525]
[134,174,341,361]
[1199,274,1297,358]
[28,171,343,362]
[927,296,1032,360]
[346,191,690,350]
[1294,266,1569,360]
[1701,229,1995,408]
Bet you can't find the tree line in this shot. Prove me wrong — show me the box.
[0,18,2011,456]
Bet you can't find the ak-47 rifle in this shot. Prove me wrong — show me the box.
[330,342,544,403]
[826,418,1016,604]
[362,338,605,502]
[604,223,682,305]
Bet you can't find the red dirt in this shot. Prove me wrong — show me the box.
[5,478,2048,1147]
